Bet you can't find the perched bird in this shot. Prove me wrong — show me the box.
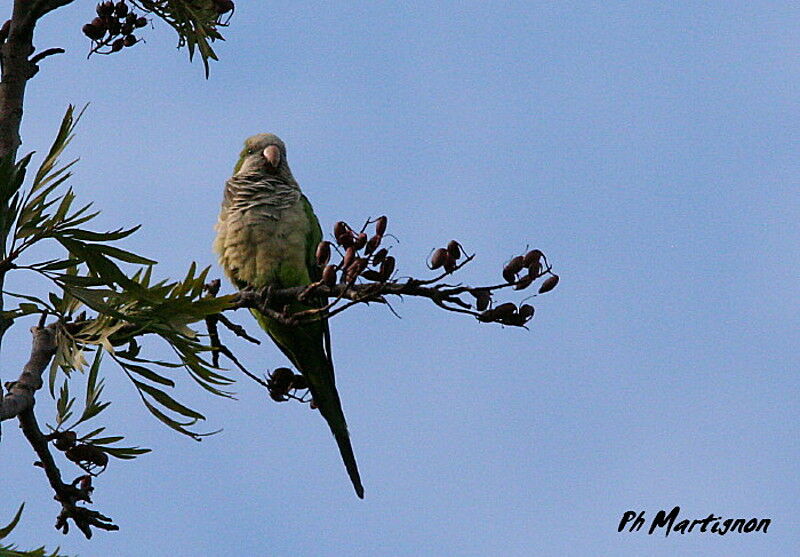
[213,133,364,498]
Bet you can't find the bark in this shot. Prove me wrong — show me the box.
[0,0,73,436]
[0,324,57,420]
[0,0,38,163]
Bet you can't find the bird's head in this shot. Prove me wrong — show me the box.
[233,133,291,179]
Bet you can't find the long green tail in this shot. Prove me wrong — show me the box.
[254,309,364,498]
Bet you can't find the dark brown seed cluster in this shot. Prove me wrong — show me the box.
[471,247,558,326]
[267,367,309,402]
[51,429,78,451]
[503,249,549,290]
[65,443,109,474]
[323,216,395,285]
[82,2,147,54]
[47,430,109,475]
[429,240,463,273]
[477,302,535,327]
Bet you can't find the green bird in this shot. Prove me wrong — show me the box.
[213,133,364,498]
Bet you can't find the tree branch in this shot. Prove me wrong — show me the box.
[0,322,117,538]
[0,323,57,421]
[0,0,37,162]
[232,276,486,324]
[20,405,118,538]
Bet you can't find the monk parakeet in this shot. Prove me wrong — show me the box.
[213,133,364,498]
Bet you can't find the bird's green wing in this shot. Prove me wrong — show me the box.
[300,195,336,383]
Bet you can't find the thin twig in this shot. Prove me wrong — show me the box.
[29,46,64,64]
[217,314,260,344]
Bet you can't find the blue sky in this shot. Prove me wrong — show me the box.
[2,1,798,555]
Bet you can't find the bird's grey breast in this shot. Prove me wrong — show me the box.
[222,172,301,221]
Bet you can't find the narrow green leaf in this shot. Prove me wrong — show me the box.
[79,427,106,441]
[31,258,82,271]
[139,397,201,440]
[88,436,124,445]
[122,363,175,387]
[58,225,140,242]
[99,446,151,459]
[133,379,205,420]
[0,503,25,540]
[95,244,156,266]
[75,401,110,424]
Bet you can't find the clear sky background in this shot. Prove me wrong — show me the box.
[2,1,798,556]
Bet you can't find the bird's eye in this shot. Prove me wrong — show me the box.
[246,149,254,155]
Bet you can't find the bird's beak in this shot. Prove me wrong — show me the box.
[263,145,281,168]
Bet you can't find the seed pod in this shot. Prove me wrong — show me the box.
[107,18,121,35]
[503,255,524,282]
[352,232,367,250]
[291,374,308,390]
[79,475,93,491]
[503,313,527,327]
[507,255,524,274]
[267,367,293,401]
[346,258,367,282]
[494,302,517,320]
[341,246,356,269]
[372,248,388,266]
[333,221,349,239]
[360,269,383,281]
[53,430,77,451]
[66,444,108,468]
[271,367,293,382]
[336,232,354,248]
[82,23,105,40]
[310,399,318,410]
[214,0,235,14]
[354,257,368,272]
[375,215,388,236]
[430,248,448,270]
[97,2,114,17]
[443,253,456,273]
[315,241,331,266]
[538,274,559,294]
[477,308,496,322]
[123,34,136,47]
[365,234,381,255]
[321,264,337,287]
[471,289,491,311]
[380,255,396,280]
[53,438,69,450]
[114,1,128,17]
[519,304,534,320]
[514,274,534,290]
[135,16,147,28]
[125,12,137,24]
[447,240,461,260]
[90,16,107,31]
[524,249,543,275]
[110,37,124,52]
[121,22,133,35]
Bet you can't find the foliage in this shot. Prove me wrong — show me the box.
[1,106,237,442]
[80,1,234,76]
